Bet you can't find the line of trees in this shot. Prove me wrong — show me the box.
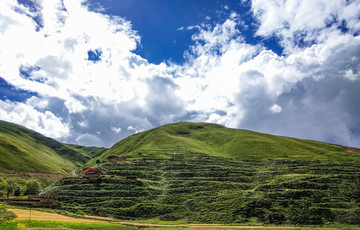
[0,177,41,198]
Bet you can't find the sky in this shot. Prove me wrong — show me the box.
[0,0,359,148]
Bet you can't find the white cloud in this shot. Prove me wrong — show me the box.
[0,100,69,139]
[270,104,282,113]
[111,127,121,133]
[64,97,87,114]
[127,125,144,134]
[172,1,360,147]
[0,0,159,146]
[252,0,360,52]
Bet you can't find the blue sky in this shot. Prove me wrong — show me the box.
[84,0,283,64]
[85,0,254,64]
[0,0,359,148]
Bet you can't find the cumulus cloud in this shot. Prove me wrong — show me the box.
[252,0,360,52]
[0,100,69,139]
[111,127,122,133]
[270,104,282,114]
[0,0,359,148]
[0,0,164,146]
[173,0,360,147]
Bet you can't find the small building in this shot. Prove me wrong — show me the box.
[81,167,102,181]
[107,155,126,162]
[28,194,58,207]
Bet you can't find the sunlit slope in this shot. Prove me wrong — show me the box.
[96,122,359,163]
[0,120,102,174]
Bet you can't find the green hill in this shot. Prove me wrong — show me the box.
[45,122,360,226]
[0,120,106,175]
[91,122,359,164]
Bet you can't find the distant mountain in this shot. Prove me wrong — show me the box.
[91,122,359,165]
[0,120,106,175]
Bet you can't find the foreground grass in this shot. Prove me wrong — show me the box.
[1,220,360,230]
[0,220,132,229]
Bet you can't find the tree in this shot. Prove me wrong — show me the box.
[13,186,22,196]
[24,180,41,195]
[0,180,8,198]
[0,178,18,198]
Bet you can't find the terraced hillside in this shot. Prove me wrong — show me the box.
[47,153,360,225]
[0,120,106,175]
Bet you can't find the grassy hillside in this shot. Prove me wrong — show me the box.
[0,120,106,175]
[91,122,359,164]
[47,154,360,225]
[45,122,360,225]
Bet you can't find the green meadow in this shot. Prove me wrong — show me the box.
[92,122,360,164]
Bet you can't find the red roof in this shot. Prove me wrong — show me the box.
[84,169,100,174]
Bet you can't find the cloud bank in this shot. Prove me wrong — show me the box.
[0,0,359,148]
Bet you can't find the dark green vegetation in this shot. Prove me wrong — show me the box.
[0,177,42,198]
[0,203,16,221]
[0,120,106,176]
[47,155,360,225]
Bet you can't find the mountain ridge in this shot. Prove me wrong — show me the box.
[1,120,359,176]
[0,120,106,176]
[90,122,359,165]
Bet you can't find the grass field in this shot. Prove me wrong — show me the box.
[4,209,360,229]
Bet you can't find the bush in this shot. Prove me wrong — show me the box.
[24,180,41,195]
[0,203,17,221]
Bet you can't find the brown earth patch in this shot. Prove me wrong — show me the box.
[346,148,355,153]
[0,169,64,181]
[9,208,101,222]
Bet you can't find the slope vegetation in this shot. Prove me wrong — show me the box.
[46,122,360,225]
[48,154,360,225]
[0,120,106,175]
[93,122,359,164]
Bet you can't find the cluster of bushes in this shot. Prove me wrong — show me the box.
[0,203,16,221]
[0,177,41,198]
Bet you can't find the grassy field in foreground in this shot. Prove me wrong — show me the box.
[3,208,360,229]
[1,220,360,230]
[0,220,132,229]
